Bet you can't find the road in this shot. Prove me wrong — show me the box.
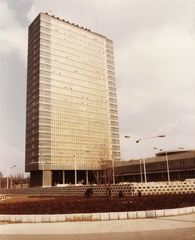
[0,214,195,240]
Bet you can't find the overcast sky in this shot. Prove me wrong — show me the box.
[0,0,195,176]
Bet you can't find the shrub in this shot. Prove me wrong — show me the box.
[138,190,142,197]
[118,190,124,198]
[85,188,93,198]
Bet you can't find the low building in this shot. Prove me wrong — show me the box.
[115,149,195,183]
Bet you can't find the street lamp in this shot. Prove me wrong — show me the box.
[42,161,46,187]
[154,147,170,183]
[125,135,165,183]
[138,159,143,183]
[154,146,183,183]
[74,154,77,185]
[10,165,16,188]
[59,153,77,185]
[112,158,115,185]
[111,157,121,185]
[0,166,9,189]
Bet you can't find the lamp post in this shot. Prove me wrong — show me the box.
[112,158,115,185]
[42,161,45,187]
[85,151,90,185]
[0,166,9,189]
[10,165,16,188]
[74,154,77,185]
[154,147,171,183]
[155,146,184,182]
[59,153,77,185]
[112,157,118,185]
[112,157,123,184]
[139,159,143,183]
[125,135,165,183]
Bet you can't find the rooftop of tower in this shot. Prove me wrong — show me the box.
[43,12,108,40]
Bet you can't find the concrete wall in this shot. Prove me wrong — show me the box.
[1,180,194,196]
[56,180,195,196]
[116,181,195,196]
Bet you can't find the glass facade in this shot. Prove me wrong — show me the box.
[25,13,120,182]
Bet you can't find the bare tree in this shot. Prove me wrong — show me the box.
[89,138,114,201]
[92,159,113,202]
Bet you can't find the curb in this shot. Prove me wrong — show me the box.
[0,206,195,223]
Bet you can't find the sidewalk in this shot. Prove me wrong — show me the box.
[0,213,195,235]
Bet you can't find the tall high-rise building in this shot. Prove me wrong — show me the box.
[25,12,120,187]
